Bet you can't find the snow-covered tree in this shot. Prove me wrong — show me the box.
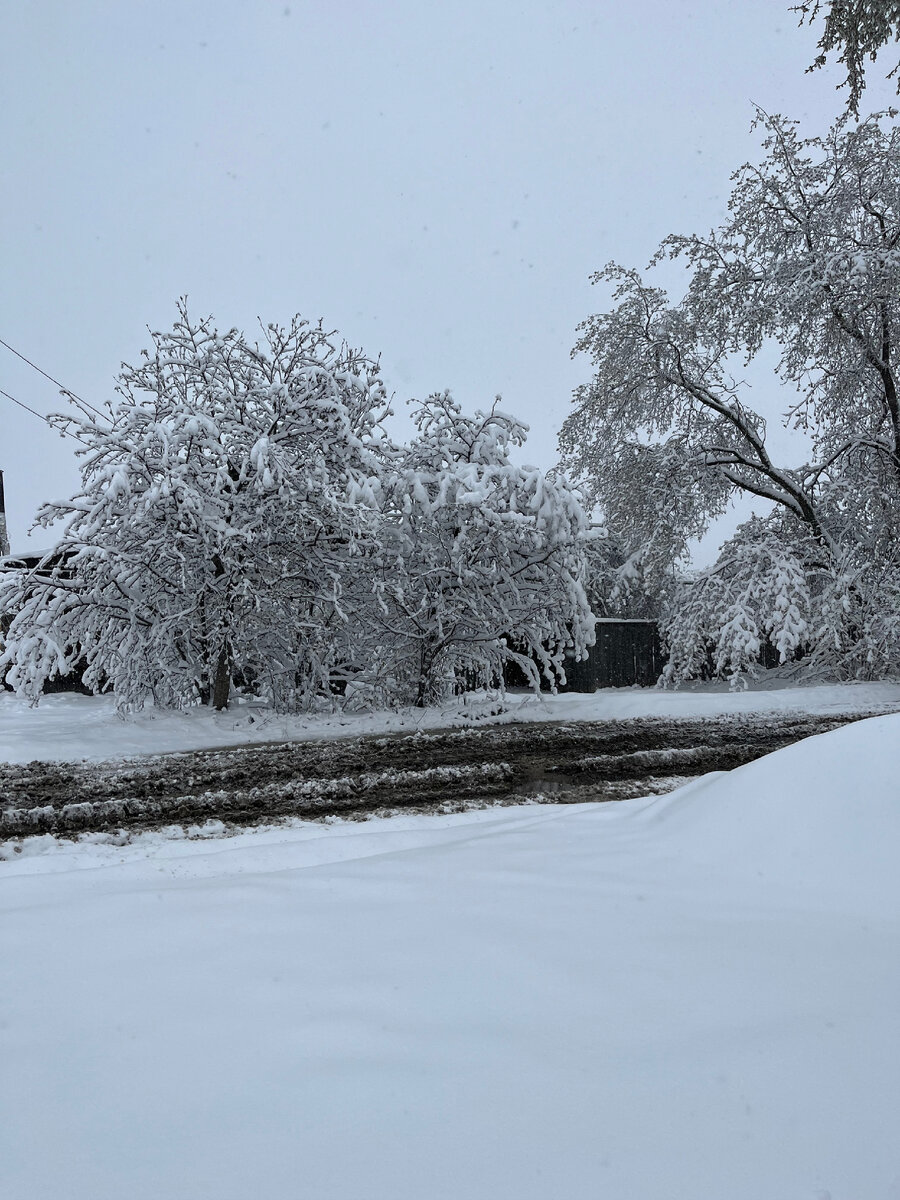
[560,110,900,683]
[795,1,900,113]
[0,303,388,710]
[660,504,900,686]
[580,524,661,620]
[660,517,817,684]
[347,392,593,707]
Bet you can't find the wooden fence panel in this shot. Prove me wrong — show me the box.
[563,620,665,692]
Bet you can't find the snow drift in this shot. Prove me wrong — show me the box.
[637,711,900,913]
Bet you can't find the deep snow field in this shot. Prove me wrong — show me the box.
[2,708,899,1199]
[2,677,900,762]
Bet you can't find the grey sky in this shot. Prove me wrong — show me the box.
[2,0,895,551]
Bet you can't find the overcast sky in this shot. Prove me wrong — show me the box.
[2,0,896,552]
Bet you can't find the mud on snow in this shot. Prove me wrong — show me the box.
[1,707,891,850]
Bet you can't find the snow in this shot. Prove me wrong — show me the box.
[2,678,900,763]
[2,714,899,1199]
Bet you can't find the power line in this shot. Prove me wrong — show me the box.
[0,335,106,419]
[0,385,91,446]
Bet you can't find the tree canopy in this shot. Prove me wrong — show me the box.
[561,110,900,683]
[352,392,592,706]
[0,306,592,710]
[795,1,900,113]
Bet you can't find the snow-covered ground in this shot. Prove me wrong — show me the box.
[3,678,900,763]
[2,714,898,1199]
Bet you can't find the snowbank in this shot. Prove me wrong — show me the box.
[2,678,900,763]
[638,711,900,914]
[2,716,898,1199]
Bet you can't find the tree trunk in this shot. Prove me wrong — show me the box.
[209,552,232,710]
[212,644,231,711]
[415,646,431,708]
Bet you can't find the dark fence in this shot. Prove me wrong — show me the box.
[563,619,665,692]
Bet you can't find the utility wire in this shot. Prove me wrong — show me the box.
[0,335,106,419]
[0,385,91,447]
